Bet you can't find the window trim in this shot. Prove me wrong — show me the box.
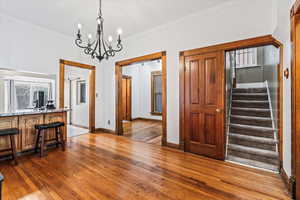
[151,71,162,116]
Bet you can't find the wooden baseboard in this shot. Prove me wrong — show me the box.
[280,168,296,198]
[131,117,162,122]
[95,128,115,134]
[165,142,180,149]
[70,124,89,129]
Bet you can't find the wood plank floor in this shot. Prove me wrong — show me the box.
[0,133,290,200]
[123,119,162,145]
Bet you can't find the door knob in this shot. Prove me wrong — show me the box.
[216,108,221,113]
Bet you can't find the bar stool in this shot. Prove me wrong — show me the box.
[0,128,19,165]
[34,122,65,157]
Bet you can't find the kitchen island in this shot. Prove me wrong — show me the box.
[0,109,68,155]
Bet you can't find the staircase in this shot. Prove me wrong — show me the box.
[226,87,279,172]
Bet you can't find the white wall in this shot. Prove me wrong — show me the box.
[100,0,276,144]
[0,12,104,128]
[0,80,4,112]
[123,60,162,120]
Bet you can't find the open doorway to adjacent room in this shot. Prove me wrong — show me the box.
[121,59,162,145]
[115,52,167,146]
[64,66,90,137]
[59,59,96,138]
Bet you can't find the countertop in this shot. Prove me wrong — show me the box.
[0,108,69,117]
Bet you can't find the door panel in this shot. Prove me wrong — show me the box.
[122,78,127,120]
[122,76,132,121]
[184,51,225,160]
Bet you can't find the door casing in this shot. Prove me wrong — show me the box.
[59,59,96,133]
[115,52,167,146]
[291,2,300,198]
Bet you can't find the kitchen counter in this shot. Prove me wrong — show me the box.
[0,108,69,117]
[0,109,68,155]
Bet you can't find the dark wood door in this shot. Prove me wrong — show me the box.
[184,51,225,160]
[122,76,132,121]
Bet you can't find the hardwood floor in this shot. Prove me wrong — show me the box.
[0,133,290,200]
[123,119,162,145]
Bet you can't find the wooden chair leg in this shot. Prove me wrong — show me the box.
[59,127,65,151]
[55,127,59,148]
[35,129,41,153]
[40,130,46,157]
[10,135,17,165]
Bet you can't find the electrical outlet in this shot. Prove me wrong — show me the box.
[108,120,110,125]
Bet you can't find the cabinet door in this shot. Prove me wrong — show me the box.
[0,116,20,153]
[20,115,44,151]
[44,113,67,141]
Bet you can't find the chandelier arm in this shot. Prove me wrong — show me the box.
[101,32,110,59]
[91,40,99,58]
[111,43,123,53]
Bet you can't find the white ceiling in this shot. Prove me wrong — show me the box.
[0,0,230,39]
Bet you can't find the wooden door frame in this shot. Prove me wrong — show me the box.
[115,51,167,146]
[291,2,300,198]
[122,75,132,121]
[179,35,283,164]
[59,59,96,132]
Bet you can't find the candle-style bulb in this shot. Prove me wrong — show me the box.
[78,23,82,30]
[88,34,92,39]
[117,28,123,35]
[108,36,113,43]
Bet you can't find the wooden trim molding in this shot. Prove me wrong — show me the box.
[60,59,96,70]
[291,3,300,198]
[180,35,281,57]
[59,59,96,132]
[179,35,284,163]
[281,168,296,198]
[165,142,180,150]
[95,128,115,134]
[115,52,167,146]
[132,118,162,122]
[71,124,89,129]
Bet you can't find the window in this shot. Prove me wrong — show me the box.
[151,71,162,115]
[77,81,87,104]
[235,48,258,68]
[14,81,51,110]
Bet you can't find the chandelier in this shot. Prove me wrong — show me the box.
[75,0,123,62]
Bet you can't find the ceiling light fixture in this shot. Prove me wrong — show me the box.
[75,0,123,62]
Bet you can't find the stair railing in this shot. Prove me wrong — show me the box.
[265,80,279,155]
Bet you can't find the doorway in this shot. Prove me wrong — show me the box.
[59,59,96,134]
[180,36,283,167]
[115,52,167,146]
[225,45,281,172]
[64,66,90,137]
[121,60,162,145]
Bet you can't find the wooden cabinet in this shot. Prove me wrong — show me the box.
[19,115,43,151]
[45,112,67,141]
[0,116,20,153]
[0,111,67,154]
